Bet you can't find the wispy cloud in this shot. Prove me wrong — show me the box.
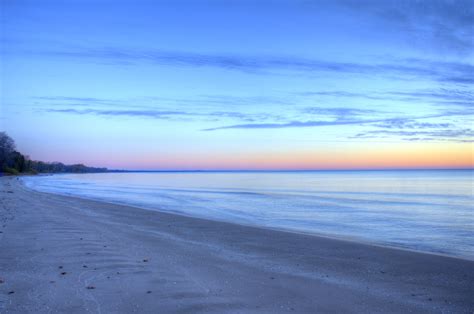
[34,94,291,110]
[303,107,382,117]
[352,129,474,142]
[47,108,185,119]
[202,112,467,132]
[386,89,474,103]
[45,107,280,123]
[372,119,453,129]
[298,91,387,101]
[350,115,473,142]
[298,88,474,104]
[8,46,471,84]
[203,117,404,131]
[34,96,109,102]
[332,0,474,55]
[33,96,129,108]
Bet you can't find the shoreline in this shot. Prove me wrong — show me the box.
[1,176,473,312]
[21,174,474,262]
[21,176,474,263]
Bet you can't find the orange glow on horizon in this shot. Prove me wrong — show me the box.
[92,143,473,170]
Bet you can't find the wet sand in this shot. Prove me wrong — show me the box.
[0,176,473,313]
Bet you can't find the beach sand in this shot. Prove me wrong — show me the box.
[0,176,473,313]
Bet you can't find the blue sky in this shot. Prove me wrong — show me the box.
[1,0,473,169]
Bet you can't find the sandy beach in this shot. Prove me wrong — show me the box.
[0,176,473,313]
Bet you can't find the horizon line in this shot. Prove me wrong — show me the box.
[107,167,474,173]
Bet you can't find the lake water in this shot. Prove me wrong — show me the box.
[23,170,474,259]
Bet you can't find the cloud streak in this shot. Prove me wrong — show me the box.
[298,88,474,104]
[47,108,185,119]
[372,119,453,129]
[352,129,474,141]
[304,107,382,117]
[35,96,109,102]
[333,0,474,55]
[45,108,280,123]
[203,117,405,131]
[202,112,468,132]
[9,46,472,85]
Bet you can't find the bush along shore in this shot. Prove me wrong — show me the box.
[0,132,108,175]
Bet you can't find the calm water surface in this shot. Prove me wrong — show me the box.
[23,170,474,259]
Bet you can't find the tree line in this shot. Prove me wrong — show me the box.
[0,132,108,175]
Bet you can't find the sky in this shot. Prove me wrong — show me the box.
[1,0,473,170]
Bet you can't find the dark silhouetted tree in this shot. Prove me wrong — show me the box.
[0,131,108,174]
[0,132,16,167]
